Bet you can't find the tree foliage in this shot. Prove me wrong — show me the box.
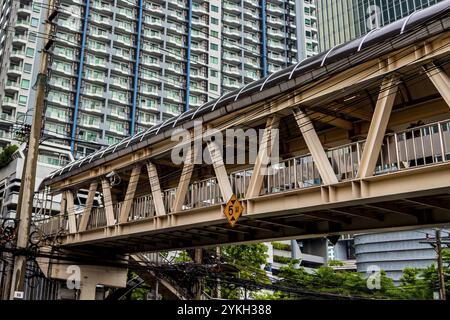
[0,145,18,168]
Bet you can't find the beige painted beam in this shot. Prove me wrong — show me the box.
[423,62,450,107]
[119,165,142,223]
[65,191,78,234]
[292,107,338,185]
[147,162,166,216]
[173,147,196,212]
[78,182,98,232]
[101,178,116,226]
[357,76,399,178]
[207,140,233,202]
[246,116,280,198]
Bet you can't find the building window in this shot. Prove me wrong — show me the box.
[211,5,219,13]
[210,43,218,51]
[33,3,40,12]
[21,79,30,89]
[210,69,218,77]
[211,57,218,64]
[19,95,27,105]
[26,47,34,57]
[23,63,32,73]
[209,83,218,91]
[29,32,37,42]
[210,30,218,38]
[211,17,218,25]
[31,18,39,27]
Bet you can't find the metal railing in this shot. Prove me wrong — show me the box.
[35,119,450,234]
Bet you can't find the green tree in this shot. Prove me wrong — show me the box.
[220,243,269,299]
[0,145,18,168]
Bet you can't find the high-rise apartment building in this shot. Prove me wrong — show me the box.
[0,0,319,158]
[0,0,46,150]
[317,0,444,51]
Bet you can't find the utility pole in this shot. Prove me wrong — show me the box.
[435,230,446,301]
[9,0,57,299]
[420,229,450,300]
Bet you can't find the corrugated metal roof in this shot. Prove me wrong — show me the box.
[42,1,450,186]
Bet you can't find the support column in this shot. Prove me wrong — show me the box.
[207,139,233,202]
[79,281,97,300]
[292,107,338,185]
[119,165,142,223]
[423,63,450,108]
[78,182,98,232]
[173,146,196,212]
[246,116,280,198]
[101,179,116,226]
[357,76,399,178]
[147,162,166,216]
[65,191,78,234]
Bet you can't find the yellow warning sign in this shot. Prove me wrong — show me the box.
[224,194,243,227]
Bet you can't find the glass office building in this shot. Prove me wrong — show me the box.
[317,0,444,51]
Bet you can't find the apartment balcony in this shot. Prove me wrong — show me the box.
[10,49,25,60]
[58,20,81,32]
[113,50,134,63]
[115,23,134,34]
[91,16,112,28]
[190,43,208,53]
[243,10,259,20]
[82,89,104,99]
[190,72,207,81]
[0,130,13,142]
[141,44,162,55]
[223,66,241,77]
[268,29,286,39]
[267,41,285,51]
[17,4,32,16]
[0,113,14,123]
[268,54,285,63]
[222,53,240,63]
[140,59,160,69]
[4,80,20,93]
[91,0,112,13]
[165,94,183,104]
[110,109,128,119]
[192,4,208,15]
[12,34,27,45]
[1,96,17,110]
[143,32,164,42]
[7,65,22,76]
[46,111,70,123]
[190,30,207,41]
[191,18,209,28]
[106,125,127,136]
[109,79,130,90]
[84,73,106,84]
[140,88,159,98]
[81,104,103,115]
[165,64,183,75]
[15,19,30,30]
[116,9,135,20]
[267,17,284,27]
[223,15,241,26]
[245,34,260,44]
[47,96,71,107]
[172,0,186,9]
[89,30,110,41]
[244,0,259,8]
[139,103,159,112]
[243,21,259,31]
[167,12,185,24]
[223,2,241,14]
[223,28,241,39]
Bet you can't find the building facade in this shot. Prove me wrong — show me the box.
[0,0,319,158]
[317,0,444,51]
[0,0,47,150]
[354,229,450,285]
